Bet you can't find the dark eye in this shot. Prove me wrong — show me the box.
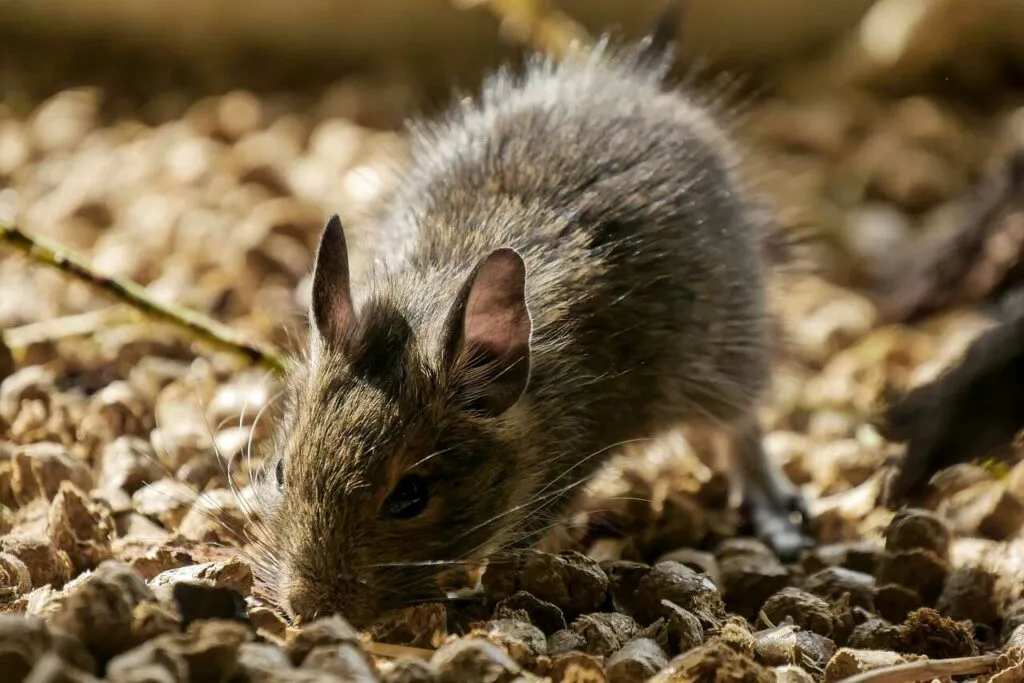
[275,458,285,490]
[385,475,429,519]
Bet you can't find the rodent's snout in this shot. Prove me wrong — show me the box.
[283,574,379,628]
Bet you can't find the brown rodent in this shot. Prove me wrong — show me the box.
[259,38,813,627]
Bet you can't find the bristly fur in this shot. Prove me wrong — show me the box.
[259,38,811,628]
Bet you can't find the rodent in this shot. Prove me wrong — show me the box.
[258,36,814,627]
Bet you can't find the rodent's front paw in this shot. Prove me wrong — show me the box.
[746,491,815,563]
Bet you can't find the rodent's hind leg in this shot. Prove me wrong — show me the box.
[706,420,815,562]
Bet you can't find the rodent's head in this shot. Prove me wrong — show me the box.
[262,216,535,627]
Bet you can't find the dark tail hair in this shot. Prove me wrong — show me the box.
[636,0,689,66]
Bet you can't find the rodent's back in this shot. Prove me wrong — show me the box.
[373,45,771,439]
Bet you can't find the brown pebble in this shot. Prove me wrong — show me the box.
[150,557,254,600]
[650,639,775,683]
[803,567,875,611]
[942,482,1024,541]
[11,443,92,505]
[2,534,74,589]
[898,607,978,658]
[935,565,999,625]
[369,603,447,649]
[823,648,917,682]
[883,509,950,557]
[716,542,791,620]
[47,561,165,664]
[547,629,588,656]
[249,606,289,641]
[107,619,250,683]
[23,652,101,683]
[761,588,842,639]
[754,625,836,670]
[475,619,547,667]
[131,480,195,530]
[872,583,922,624]
[654,550,720,587]
[46,482,115,572]
[302,643,378,681]
[633,561,725,627]
[600,561,650,616]
[550,650,605,682]
[382,657,439,683]
[637,601,704,657]
[0,615,52,682]
[98,437,164,496]
[847,619,902,651]
[236,641,294,677]
[286,615,361,666]
[483,551,608,618]
[0,550,33,602]
[430,638,521,683]
[569,613,640,657]
[494,592,566,635]
[875,548,948,604]
[772,665,815,683]
[605,638,667,683]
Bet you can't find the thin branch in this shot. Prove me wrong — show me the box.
[452,0,592,59]
[4,307,130,349]
[837,653,1000,683]
[0,221,289,375]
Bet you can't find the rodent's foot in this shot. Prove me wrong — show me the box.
[745,490,815,563]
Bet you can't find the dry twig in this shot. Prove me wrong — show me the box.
[837,653,999,683]
[0,221,289,374]
[451,0,592,59]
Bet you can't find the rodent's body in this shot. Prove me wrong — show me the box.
[264,44,811,628]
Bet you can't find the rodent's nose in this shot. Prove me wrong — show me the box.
[285,580,377,628]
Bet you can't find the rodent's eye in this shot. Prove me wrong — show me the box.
[275,458,285,490]
[385,475,429,519]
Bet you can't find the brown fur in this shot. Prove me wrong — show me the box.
[258,39,812,628]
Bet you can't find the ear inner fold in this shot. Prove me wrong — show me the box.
[310,214,355,343]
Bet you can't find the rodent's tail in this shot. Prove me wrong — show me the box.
[635,0,690,68]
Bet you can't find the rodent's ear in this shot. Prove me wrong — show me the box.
[444,248,532,416]
[310,214,355,344]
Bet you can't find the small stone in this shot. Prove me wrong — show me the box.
[600,561,650,617]
[823,648,917,682]
[11,443,92,505]
[0,615,52,682]
[935,565,999,625]
[633,561,725,628]
[248,606,288,641]
[494,592,566,635]
[29,89,100,153]
[773,665,815,683]
[883,509,950,557]
[653,550,720,587]
[23,652,102,683]
[898,608,978,659]
[1,534,74,589]
[875,548,948,605]
[847,619,902,651]
[286,615,361,665]
[431,638,521,683]
[46,482,115,572]
[474,619,546,667]
[107,619,250,683]
[716,542,791,620]
[605,638,667,683]
[369,603,447,649]
[98,437,164,496]
[0,551,33,604]
[131,480,194,529]
[77,381,153,447]
[569,613,640,657]
[381,657,438,683]
[942,482,1024,541]
[803,567,875,611]
[47,561,164,664]
[761,588,841,639]
[547,629,587,656]
[301,644,378,681]
[650,640,774,683]
[149,558,254,600]
[873,584,922,624]
[482,551,608,617]
[172,582,249,630]
[237,641,294,677]
[550,650,605,682]
[177,489,247,545]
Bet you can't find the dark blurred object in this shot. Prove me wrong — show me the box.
[172,582,251,631]
[879,147,1024,324]
[878,298,1024,506]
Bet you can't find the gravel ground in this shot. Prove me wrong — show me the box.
[1,36,1024,683]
